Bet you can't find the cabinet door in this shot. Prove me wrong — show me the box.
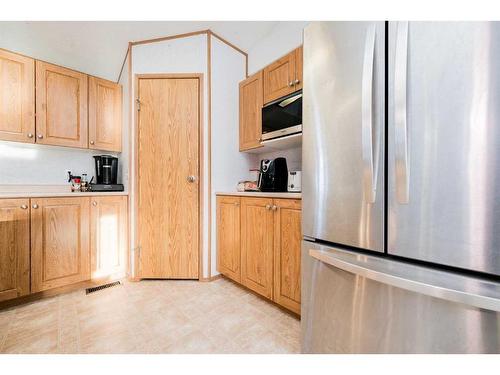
[241,197,274,299]
[239,71,263,151]
[263,50,296,104]
[0,49,35,143]
[31,197,90,292]
[294,46,303,91]
[35,61,88,148]
[273,199,302,314]
[90,196,127,280]
[216,196,241,282]
[88,76,122,152]
[0,199,30,302]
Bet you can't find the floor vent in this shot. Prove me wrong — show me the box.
[86,281,121,295]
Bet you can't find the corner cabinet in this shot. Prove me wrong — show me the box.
[31,197,90,293]
[0,199,30,302]
[239,71,263,151]
[35,61,89,148]
[263,46,303,104]
[89,77,123,152]
[0,49,35,143]
[216,195,302,314]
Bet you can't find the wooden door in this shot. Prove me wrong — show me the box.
[239,71,263,151]
[273,199,302,314]
[0,199,30,302]
[89,76,122,152]
[31,197,90,292]
[35,61,88,148]
[263,50,296,104]
[241,197,274,299]
[216,196,241,282]
[294,46,303,92]
[137,75,200,279]
[90,196,127,280]
[0,49,35,143]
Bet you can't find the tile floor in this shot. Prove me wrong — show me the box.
[0,278,300,354]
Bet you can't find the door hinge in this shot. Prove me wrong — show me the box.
[136,98,141,111]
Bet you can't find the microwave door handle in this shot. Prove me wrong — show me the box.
[278,93,302,108]
[361,24,377,203]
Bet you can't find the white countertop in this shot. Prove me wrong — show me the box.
[216,191,301,199]
[0,185,128,199]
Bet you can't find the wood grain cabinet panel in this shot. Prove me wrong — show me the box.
[88,76,122,152]
[31,197,90,292]
[239,71,263,151]
[240,197,274,299]
[0,49,35,143]
[90,196,127,280]
[0,199,30,302]
[35,61,88,148]
[294,46,303,92]
[273,199,302,314]
[216,196,241,282]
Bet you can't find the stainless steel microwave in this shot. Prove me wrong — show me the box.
[262,90,302,141]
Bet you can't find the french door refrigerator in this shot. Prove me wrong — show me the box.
[302,21,500,353]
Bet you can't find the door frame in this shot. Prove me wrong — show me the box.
[133,73,204,280]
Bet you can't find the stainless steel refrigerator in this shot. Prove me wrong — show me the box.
[302,21,500,353]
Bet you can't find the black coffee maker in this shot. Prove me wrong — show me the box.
[258,157,288,192]
[91,155,124,191]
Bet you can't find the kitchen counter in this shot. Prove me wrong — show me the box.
[0,185,128,199]
[216,191,301,199]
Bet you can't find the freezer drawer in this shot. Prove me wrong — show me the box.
[302,21,385,252]
[301,241,500,353]
[388,21,500,275]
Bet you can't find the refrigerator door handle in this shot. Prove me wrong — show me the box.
[394,21,410,204]
[361,24,377,203]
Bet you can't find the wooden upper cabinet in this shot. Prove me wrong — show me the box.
[31,197,90,292]
[216,196,241,282]
[239,71,263,151]
[90,196,127,280]
[0,199,30,302]
[273,199,302,315]
[89,76,122,152]
[241,197,274,299]
[0,49,35,143]
[263,46,303,104]
[35,61,88,148]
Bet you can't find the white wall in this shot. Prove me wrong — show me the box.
[130,35,211,278]
[247,21,309,75]
[210,36,256,276]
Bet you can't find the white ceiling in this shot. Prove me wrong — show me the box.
[0,21,283,81]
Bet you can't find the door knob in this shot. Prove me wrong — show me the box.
[37,134,43,139]
[27,133,34,138]
[32,204,39,209]
[20,204,28,210]
[90,140,95,145]
[187,175,197,183]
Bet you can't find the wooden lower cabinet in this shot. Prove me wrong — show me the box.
[0,199,30,302]
[216,196,241,282]
[273,199,302,314]
[217,195,301,314]
[90,196,128,279]
[31,197,90,293]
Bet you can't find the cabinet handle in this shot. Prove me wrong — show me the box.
[20,204,28,210]
[187,175,197,183]
[37,134,43,139]
[32,204,39,209]
[92,201,97,206]
[265,204,271,210]
[272,205,278,211]
[294,79,300,85]
[27,133,34,138]
[288,81,294,87]
[234,202,240,206]
[90,140,95,145]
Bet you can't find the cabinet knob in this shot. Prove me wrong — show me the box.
[20,204,28,210]
[37,134,43,139]
[288,81,294,87]
[294,79,300,85]
[272,205,278,211]
[265,204,271,210]
[27,133,34,138]
[92,201,97,206]
[234,202,239,206]
[32,204,39,209]
[90,140,95,145]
